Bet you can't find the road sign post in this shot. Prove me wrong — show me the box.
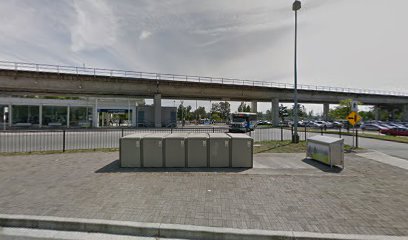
[347,111,362,149]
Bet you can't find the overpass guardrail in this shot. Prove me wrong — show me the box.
[0,60,407,97]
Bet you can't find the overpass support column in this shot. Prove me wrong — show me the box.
[132,106,137,127]
[154,94,162,128]
[92,99,99,128]
[8,104,12,127]
[402,105,408,122]
[251,101,257,113]
[323,103,330,121]
[66,106,70,128]
[374,106,380,121]
[271,98,279,126]
[39,105,43,128]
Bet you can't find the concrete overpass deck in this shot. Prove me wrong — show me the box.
[0,60,407,104]
[0,61,407,125]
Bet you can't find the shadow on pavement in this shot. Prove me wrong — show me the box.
[95,160,251,173]
[301,158,343,173]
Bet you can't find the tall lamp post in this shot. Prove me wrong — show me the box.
[292,0,301,143]
[181,100,185,127]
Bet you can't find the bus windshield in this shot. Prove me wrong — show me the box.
[232,117,246,122]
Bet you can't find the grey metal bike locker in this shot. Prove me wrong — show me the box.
[142,133,169,167]
[186,133,209,167]
[120,133,149,167]
[165,133,189,167]
[208,133,231,167]
[227,133,253,168]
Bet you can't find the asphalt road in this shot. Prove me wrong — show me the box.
[339,134,408,160]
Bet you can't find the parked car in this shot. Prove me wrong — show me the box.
[332,121,344,128]
[313,121,332,128]
[380,127,408,136]
[387,122,406,128]
[361,123,388,131]
[379,123,394,129]
[257,120,272,125]
[310,121,325,128]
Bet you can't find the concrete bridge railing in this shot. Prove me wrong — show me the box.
[0,60,407,97]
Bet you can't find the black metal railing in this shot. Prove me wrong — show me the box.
[0,126,359,153]
[0,127,229,153]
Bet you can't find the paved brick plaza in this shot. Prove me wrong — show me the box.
[0,151,407,236]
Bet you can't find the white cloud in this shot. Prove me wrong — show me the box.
[139,31,152,40]
[70,0,118,52]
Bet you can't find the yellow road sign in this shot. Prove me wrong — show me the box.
[347,111,361,126]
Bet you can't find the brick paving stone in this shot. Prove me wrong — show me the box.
[0,151,407,236]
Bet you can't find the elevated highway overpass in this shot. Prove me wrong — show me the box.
[0,61,407,126]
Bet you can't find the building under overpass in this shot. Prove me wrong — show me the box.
[0,61,407,126]
[0,96,176,128]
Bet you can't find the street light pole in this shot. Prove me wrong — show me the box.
[181,100,185,127]
[292,0,301,143]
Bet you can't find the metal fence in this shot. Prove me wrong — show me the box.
[1,60,407,96]
[0,126,355,153]
[0,127,228,153]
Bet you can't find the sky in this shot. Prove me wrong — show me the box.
[1,0,407,114]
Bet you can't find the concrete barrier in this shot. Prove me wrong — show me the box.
[0,214,406,240]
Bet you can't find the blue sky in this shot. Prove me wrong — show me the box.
[0,0,407,114]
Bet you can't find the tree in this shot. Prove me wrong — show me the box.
[186,105,192,120]
[210,103,221,114]
[177,104,184,120]
[265,109,272,120]
[307,110,316,120]
[219,101,231,121]
[359,110,374,121]
[177,104,193,120]
[286,104,307,120]
[238,102,246,112]
[328,99,360,120]
[257,112,264,120]
[211,112,222,122]
[279,104,289,122]
[193,106,207,120]
[238,102,247,112]
[238,102,251,112]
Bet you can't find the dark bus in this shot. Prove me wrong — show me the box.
[229,112,257,133]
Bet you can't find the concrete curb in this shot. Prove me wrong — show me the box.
[0,214,406,240]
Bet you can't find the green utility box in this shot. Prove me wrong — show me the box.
[306,135,344,168]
